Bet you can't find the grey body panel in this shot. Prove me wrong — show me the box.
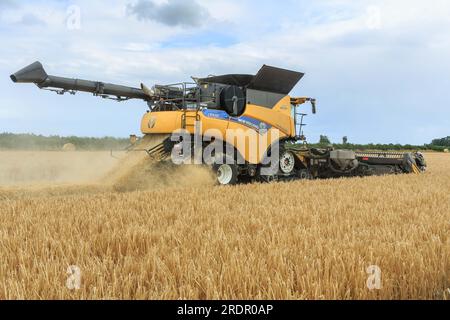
[246,89,285,109]
[247,65,304,95]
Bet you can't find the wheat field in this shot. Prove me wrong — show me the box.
[0,151,448,300]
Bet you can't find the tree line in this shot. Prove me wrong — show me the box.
[311,135,449,152]
[0,133,448,152]
[431,136,450,147]
[0,133,130,151]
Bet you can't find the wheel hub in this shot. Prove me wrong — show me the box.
[217,164,233,185]
[279,151,295,174]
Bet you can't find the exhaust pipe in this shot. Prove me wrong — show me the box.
[10,61,149,101]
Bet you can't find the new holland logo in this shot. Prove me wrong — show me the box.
[148,117,157,129]
[259,122,268,132]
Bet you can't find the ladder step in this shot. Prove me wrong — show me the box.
[182,110,200,128]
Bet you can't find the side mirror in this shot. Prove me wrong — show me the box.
[311,99,317,114]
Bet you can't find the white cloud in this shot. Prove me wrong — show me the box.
[20,13,46,26]
[1,0,450,143]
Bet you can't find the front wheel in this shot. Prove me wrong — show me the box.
[213,163,238,185]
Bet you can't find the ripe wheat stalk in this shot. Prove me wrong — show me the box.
[0,153,448,299]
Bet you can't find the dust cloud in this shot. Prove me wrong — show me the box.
[103,134,215,192]
[0,135,216,192]
[0,151,120,186]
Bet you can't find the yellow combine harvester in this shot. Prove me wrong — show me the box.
[10,62,426,185]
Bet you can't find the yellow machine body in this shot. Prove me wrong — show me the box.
[140,95,300,164]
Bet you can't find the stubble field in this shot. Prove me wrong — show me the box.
[0,151,448,299]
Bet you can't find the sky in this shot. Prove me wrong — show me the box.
[0,0,449,144]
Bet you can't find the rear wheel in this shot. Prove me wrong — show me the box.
[279,150,296,175]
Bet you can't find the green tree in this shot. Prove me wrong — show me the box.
[431,136,450,147]
[319,135,331,144]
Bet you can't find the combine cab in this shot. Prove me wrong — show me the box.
[10,62,427,185]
